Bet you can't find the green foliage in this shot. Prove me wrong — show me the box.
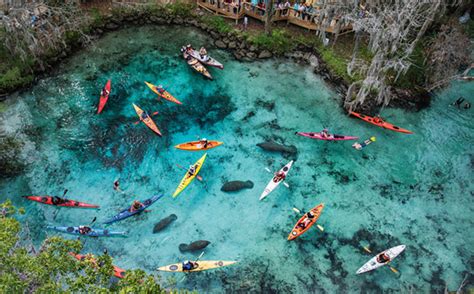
[165,1,195,18]
[392,42,427,89]
[248,29,295,54]
[0,201,168,293]
[90,7,105,27]
[0,67,34,94]
[202,15,233,34]
[318,45,360,82]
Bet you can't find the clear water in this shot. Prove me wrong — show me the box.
[0,25,473,292]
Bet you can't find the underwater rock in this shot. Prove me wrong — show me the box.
[221,180,254,192]
[153,214,177,233]
[179,240,211,252]
[257,141,297,154]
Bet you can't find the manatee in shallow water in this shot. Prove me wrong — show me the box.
[153,214,177,233]
[179,240,211,252]
[256,141,297,154]
[221,180,254,192]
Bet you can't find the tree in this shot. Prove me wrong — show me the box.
[264,0,275,34]
[0,200,167,293]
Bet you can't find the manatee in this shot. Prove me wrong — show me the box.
[153,214,177,233]
[179,240,211,252]
[256,141,297,154]
[221,180,254,192]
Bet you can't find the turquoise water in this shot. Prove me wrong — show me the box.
[0,25,473,292]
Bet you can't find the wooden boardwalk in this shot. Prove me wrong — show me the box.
[197,0,351,33]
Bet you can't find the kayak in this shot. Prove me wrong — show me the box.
[183,51,213,80]
[70,253,126,279]
[47,226,126,237]
[23,196,99,208]
[356,245,406,274]
[259,160,293,201]
[103,194,163,224]
[288,203,324,241]
[296,132,358,141]
[144,81,182,105]
[97,80,111,114]
[172,153,207,198]
[188,48,224,69]
[175,140,223,151]
[350,111,413,134]
[132,103,162,136]
[352,137,376,150]
[157,260,237,272]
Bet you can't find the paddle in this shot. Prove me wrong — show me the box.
[292,207,324,231]
[62,189,68,198]
[362,246,399,274]
[53,189,69,220]
[133,111,159,125]
[176,164,203,181]
[265,167,290,188]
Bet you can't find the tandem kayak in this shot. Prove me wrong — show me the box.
[144,81,182,105]
[349,111,413,134]
[157,260,237,272]
[296,132,358,141]
[356,245,406,274]
[188,48,224,69]
[70,253,126,279]
[97,80,111,114]
[175,140,223,151]
[23,196,99,208]
[172,153,207,198]
[288,203,324,241]
[182,51,212,80]
[132,103,162,136]
[259,160,293,201]
[103,194,164,224]
[47,226,126,237]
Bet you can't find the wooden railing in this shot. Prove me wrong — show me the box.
[197,0,351,33]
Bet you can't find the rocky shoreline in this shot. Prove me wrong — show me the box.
[3,6,430,113]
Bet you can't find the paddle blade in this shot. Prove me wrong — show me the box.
[283,182,290,188]
[370,136,376,142]
[363,246,372,253]
[265,167,272,173]
[292,207,301,214]
[152,111,159,116]
[133,121,140,125]
[316,224,324,232]
[389,266,399,274]
[62,189,68,197]
[90,217,97,225]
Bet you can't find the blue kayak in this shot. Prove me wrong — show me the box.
[47,226,127,237]
[103,194,163,224]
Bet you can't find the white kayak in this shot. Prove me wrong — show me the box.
[259,160,293,201]
[188,49,224,69]
[356,245,406,274]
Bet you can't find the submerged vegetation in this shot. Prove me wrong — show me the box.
[0,200,167,293]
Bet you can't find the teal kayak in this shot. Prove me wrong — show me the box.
[47,226,127,237]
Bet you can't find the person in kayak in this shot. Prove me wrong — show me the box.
[188,165,197,176]
[199,47,209,61]
[182,260,198,271]
[273,171,286,182]
[320,128,330,138]
[129,200,145,212]
[155,85,165,95]
[376,252,390,263]
[200,138,209,148]
[140,111,149,120]
[186,44,193,52]
[373,115,384,124]
[52,196,66,205]
[100,87,110,97]
[298,211,315,229]
[79,226,92,235]
[113,179,121,192]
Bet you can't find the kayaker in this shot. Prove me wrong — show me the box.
[188,165,197,176]
[140,111,148,120]
[464,102,471,109]
[377,253,390,263]
[156,85,165,95]
[200,138,209,148]
[78,226,92,235]
[298,211,315,229]
[52,196,65,205]
[199,47,209,61]
[452,97,464,108]
[113,180,121,191]
[182,260,198,271]
[101,87,110,97]
[186,44,193,52]
[129,200,145,212]
[273,171,286,182]
[320,128,330,138]
[373,115,384,124]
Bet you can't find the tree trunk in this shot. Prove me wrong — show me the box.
[264,0,274,35]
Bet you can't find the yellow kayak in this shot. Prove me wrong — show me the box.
[144,81,182,105]
[132,103,162,136]
[157,260,237,272]
[172,153,207,198]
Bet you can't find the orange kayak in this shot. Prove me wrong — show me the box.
[175,140,223,151]
[132,103,162,136]
[349,111,413,134]
[144,81,182,105]
[288,203,324,241]
[69,253,126,279]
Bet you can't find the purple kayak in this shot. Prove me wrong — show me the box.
[296,132,358,141]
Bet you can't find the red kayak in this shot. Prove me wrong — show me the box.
[349,111,413,134]
[23,196,99,208]
[97,80,111,114]
[70,253,126,279]
[296,132,358,141]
